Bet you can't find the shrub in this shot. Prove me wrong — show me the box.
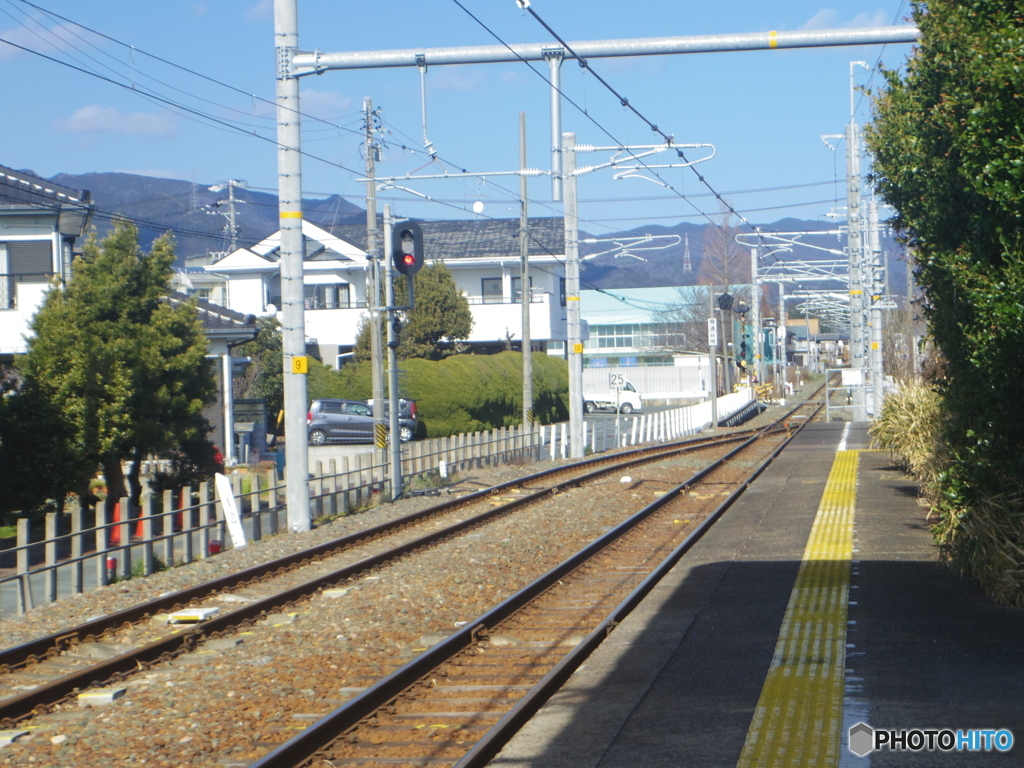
[932,473,1024,608]
[868,381,947,486]
[309,352,569,438]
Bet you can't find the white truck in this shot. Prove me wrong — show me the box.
[583,375,643,414]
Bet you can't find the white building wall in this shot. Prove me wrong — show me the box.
[0,283,53,355]
[226,275,267,315]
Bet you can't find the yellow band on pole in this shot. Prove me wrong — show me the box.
[769,30,779,49]
[280,211,303,219]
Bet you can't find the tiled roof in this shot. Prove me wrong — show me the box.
[166,291,258,336]
[0,164,90,207]
[329,217,564,260]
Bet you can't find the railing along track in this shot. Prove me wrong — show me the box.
[0,398,813,728]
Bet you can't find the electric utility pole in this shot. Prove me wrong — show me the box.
[364,99,386,436]
[274,0,310,532]
[751,244,762,391]
[846,61,869,420]
[520,112,533,434]
[382,206,403,499]
[563,133,584,459]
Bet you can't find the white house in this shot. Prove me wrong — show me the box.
[204,217,569,367]
[0,166,93,360]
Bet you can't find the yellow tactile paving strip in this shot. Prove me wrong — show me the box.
[736,450,859,768]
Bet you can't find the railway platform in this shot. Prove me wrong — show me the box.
[489,420,1024,767]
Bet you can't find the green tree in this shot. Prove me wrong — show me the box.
[15,220,216,518]
[234,316,284,421]
[355,262,473,361]
[866,1,1024,603]
[0,378,94,517]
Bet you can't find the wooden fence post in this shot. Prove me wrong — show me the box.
[141,493,155,576]
[323,459,336,518]
[339,457,351,514]
[265,470,278,534]
[16,518,33,613]
[180,486,194,565]
[250,473,263,541]
[118,496,131,580]
[71,508,83,596]
[162,489,175,566]
[44,512,58,605]
[199,481,212,557]
[95,505,109,589]
[313,461,324,519]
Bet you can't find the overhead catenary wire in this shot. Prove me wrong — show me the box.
[445,0,767,253]
[8,0,366,137]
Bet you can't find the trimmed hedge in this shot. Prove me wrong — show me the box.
[309,352,569,438]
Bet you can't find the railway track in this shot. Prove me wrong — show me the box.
[0,426,763,725]
[248,397,822,768]
[0,393,821,766]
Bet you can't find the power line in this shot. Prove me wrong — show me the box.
[10,0,366,137]
[0,34,373,182]
[511,2,773,248]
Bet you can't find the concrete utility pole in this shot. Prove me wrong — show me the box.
[846,61,869,420]
[364,99,386,438]
[519,113,533,434]
[867,195,886,414]
[382,206,403,499]
[778,281,787,398]
[274,0,310,532]
[562,133,584,459]
[751,244,762,390]
[708,288,718,429]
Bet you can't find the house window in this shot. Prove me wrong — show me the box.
[511,277,533,302]
[304,283,350,309]
[589,324,635,349]
[559,278,566,307]
[2,240,52,310]
[481,278,503,304]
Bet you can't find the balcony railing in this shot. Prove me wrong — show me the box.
[465,293,546,306]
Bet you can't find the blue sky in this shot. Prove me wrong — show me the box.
[1,1,914,238]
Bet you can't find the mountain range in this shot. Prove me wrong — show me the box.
[45,171,906,293]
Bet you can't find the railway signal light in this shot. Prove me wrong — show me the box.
[392,221,424,276]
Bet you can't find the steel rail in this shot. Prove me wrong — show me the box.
[0,425,755,673]
[247,399,822,768]
[0,411,794,726]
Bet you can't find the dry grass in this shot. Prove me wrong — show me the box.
[869,381,947,487]
[871,381,1024,606]
[934,474,1024,608]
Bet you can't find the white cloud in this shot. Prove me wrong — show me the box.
[56,105,179,138]
[245,0,273,22]
[802,8,889,30]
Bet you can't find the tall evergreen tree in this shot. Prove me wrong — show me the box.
[14,220,215,518]
[867,1,1024,603]
[355,262,474,361]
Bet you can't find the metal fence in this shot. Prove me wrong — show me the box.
[1,393,755,619]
